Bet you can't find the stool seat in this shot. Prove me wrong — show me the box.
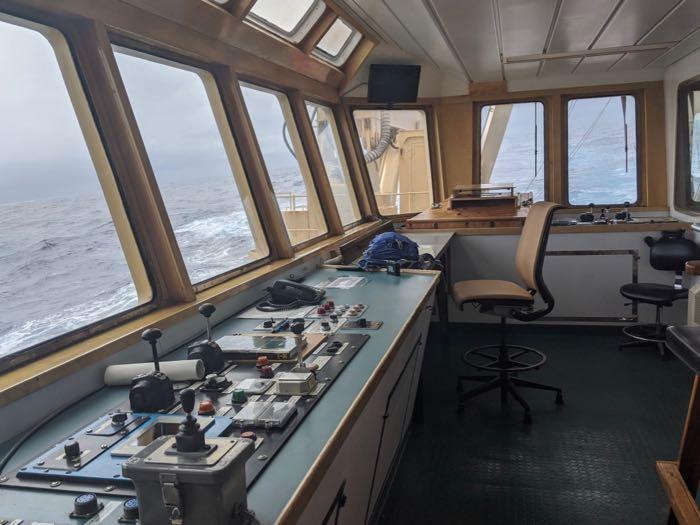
[620,283,687,306]
[667,326,700,375]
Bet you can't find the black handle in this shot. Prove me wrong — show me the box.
[180,388,195,415]
[142,328,162,372]
[198,303,216,318]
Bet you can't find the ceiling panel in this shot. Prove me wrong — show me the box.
[594,0,680,48]
[430,0,503,81]
[609,48,667,70]
[647,28,700,68]
[574,53,624,74]
[499,0,559,57]
[539,57,580,76]
[641,0,700,44]
[547,0,619,53]
[504,61,541,79]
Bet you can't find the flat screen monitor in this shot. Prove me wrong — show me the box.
[367,64,421,104]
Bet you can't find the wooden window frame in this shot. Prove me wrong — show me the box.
[312,19,362,67]
[348,105,440,220]
[0,13,157,374]
[110,38,276,293]
[238,79,332,249]
[674,78,700,215]
[244,0,327,44]
[473,98,549,200]
[562,90,643,208]
[304,98,364,229]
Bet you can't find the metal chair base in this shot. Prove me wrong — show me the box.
[456,318,563,424]
[618,305,669,359]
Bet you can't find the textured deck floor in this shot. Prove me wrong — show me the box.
[378,324,693,525]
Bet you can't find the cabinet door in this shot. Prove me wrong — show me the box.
[366,335,423,520]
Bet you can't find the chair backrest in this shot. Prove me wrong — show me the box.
[513,201,561,320]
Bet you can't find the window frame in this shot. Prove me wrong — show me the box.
[349,105,439,219]
[562,91,643,208]
[245,0,326,44]
[238,78,331,250]
[674,78,700,215]
[304,98,364,230]
[473,98,549,200]
[312,19,362,67]
[111,41,275,293]
[0,14,157,374]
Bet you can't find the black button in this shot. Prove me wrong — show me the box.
[73,493,99,517]
[122,498,139,520]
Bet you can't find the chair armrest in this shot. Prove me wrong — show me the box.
[657,461,700,525]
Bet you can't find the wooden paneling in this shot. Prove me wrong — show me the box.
[435,81,667,207]
[299,8,338,54]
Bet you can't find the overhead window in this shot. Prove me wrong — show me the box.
[674,82,700,213]
[0,17,150,363]
[479,101,545,201]
[247,0,325,43]
[353,109,433,216]
[306,102,361,226]
[566,95,638,205]
[113,49,269,284]
[241,83,327,245]
[314,18,361,66]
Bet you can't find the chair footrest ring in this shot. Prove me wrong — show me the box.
[622,323,667,344]
[462,344,547,373]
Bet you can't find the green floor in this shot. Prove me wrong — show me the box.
[378,323,694,525]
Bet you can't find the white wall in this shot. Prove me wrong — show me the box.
[665,48,700,225]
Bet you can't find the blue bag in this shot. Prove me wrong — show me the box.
[358,232,419,270]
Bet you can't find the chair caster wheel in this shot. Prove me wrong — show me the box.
[555,392,564,405]
[523,413,532,424]
[457,404,465,415]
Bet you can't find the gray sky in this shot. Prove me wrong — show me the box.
[0,18,296,205]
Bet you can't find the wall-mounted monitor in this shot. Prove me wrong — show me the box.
[367,64,421,105]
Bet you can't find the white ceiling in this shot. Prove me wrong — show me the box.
[338,0,700,90]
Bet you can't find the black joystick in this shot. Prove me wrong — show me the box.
[579,203,595,223]
[187,303,225,374]
[615,201,632,221]
[129,328,175,413]
[175,389,206,453]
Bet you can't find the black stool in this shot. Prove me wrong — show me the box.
[619,231,698,358]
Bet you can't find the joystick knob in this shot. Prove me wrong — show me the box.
[141,328,162,343]
[291,320,305,335]
[198,303,216,318]
[180,388,196,415]
[64,440,81,460]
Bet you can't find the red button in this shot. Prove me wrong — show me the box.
[256,356,270,368]
[317,307,326,314]
[198,400,215,415]
[327,300,335,308]
[241,431,257,442]
[260,365,273,378]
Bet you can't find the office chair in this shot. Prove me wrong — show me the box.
[619,231,698,359]
[452,201,562,424]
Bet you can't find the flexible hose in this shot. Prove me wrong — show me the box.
[364,111,397,163]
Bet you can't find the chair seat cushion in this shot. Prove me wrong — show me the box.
[619,283,687,306]
[667,325,700,374]
[452,279,533,306]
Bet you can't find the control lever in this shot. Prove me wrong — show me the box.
[129,328,175,413]
[175,389,206,453]
[187,303,225,374]
[291,319,307,371]
[579,203,595,223]
[615,201,632,221]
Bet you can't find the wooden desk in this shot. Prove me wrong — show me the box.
[406,202,528,230]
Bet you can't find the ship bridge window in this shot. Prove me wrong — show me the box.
[566,95,639,206]
[674,81,700,213]
[0,16,150,363]
[314,18,361,66]
[353,109,433,216]
[241,83,327,245]
[113,48,269,284]
[479,101,545,201]
[306,101,361,226]
[246,0,326,43]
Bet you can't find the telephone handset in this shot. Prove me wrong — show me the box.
[256,279,325,312]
